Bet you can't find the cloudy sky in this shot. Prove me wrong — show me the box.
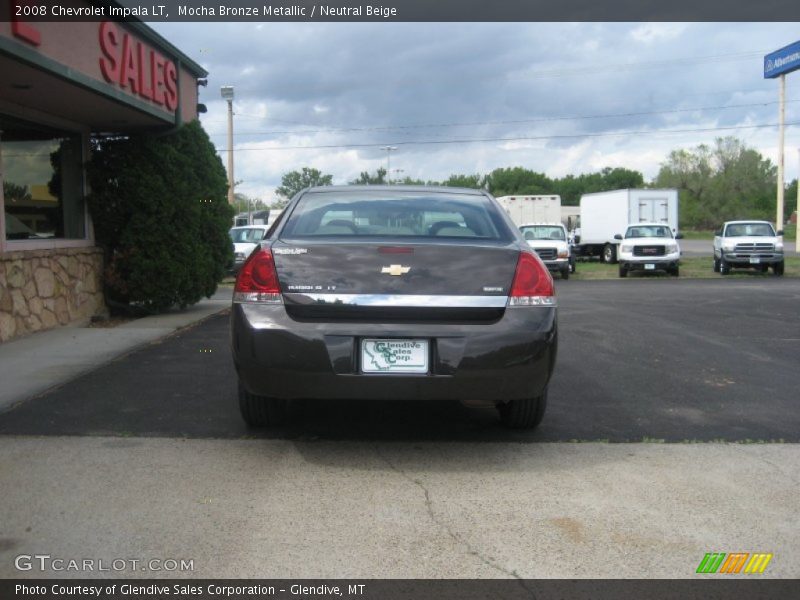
[151,21,800,202]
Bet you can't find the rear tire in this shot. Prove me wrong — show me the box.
[602,244,617,264]
[238,381,287,427]
[497,388,547,429]
[773,261,785,276]
[618,265,628,278]
[561,266,569,280]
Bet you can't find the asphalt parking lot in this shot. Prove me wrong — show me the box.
[1,278,798,442]
[2,278,798,580]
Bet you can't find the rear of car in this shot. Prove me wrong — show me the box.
[231,186,558,429]
[617,223,681,277]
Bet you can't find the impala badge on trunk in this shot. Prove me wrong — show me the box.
[381,264,411,276]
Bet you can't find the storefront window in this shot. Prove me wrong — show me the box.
[2,123,85,241]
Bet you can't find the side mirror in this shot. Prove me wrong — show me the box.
[614,234,623,240]
[776,230,784,236]
[714,230,722,236]
[675,233,684,239]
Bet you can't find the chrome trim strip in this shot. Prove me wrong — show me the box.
[283,293,509,308]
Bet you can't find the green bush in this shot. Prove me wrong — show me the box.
[87,121,233,312]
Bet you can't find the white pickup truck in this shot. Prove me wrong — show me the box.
[615,223,682,277]
[229,225,270,273]
[713,220,784,276]
[519,223,574,280]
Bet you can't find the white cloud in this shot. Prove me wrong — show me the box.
[150,21,800,199]
[629,23,687,44]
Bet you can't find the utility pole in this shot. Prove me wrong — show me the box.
[221,86,235,205]
[381,146,397,185]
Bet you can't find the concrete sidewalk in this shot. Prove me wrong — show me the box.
[0,437,797,578]
[0,286,232,412]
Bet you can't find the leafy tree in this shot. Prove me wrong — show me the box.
[276,167,333,199]
[87,121,233,312]
[485,167,552,197]
[3,181,31,202]
[232,193,267,215]
[785,179,798,224]
[443,173,485,189]
[596,167,645,191]
[397,176,428,185]
[350,167,387,185]
[654,137,776,229]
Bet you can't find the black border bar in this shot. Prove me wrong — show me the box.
[3,579,800,600]
[5,0,800,22]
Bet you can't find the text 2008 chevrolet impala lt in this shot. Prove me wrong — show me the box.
[231,186,558,429]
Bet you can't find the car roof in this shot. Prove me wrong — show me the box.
[626,222,671,227]
[230,225,269,230]
[303,184,487,196]
[519,223,565,227]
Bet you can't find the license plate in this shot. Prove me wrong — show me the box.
[361,339,429,374]
[750,257,760,264]
[644,263,655,270]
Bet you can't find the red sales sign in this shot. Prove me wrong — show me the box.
[8,5,178,113]
[98,21,179,112]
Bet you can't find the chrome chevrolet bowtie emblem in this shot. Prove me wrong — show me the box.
[381,264,411,276]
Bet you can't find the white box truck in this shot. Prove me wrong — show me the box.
[569,189,679,263]
[495,195,562,227]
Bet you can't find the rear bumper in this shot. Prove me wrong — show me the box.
[231,304,557,403]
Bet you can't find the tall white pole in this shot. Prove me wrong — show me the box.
[227,98,234,206]
[777,74,785,231]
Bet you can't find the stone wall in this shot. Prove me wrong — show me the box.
[0,247,106,343]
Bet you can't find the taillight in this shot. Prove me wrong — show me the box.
[509,251,555,306]
[233,248,283,304]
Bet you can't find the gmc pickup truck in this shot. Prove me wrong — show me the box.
[713,220,784,276]
[615,223,682,277]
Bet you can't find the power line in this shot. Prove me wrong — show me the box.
[213,121,800,152]
[205,100,800,138]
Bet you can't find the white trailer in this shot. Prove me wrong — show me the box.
[570,189,679,263]
[495,195,562,227]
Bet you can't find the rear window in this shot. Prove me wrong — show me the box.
[280,191,512,240]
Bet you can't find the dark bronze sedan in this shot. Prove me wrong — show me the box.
[231,186,557,429]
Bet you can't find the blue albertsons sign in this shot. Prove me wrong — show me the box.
[765,41,800,78]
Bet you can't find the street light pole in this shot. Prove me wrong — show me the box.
[221,86,235,205]
[380,146,397,185]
